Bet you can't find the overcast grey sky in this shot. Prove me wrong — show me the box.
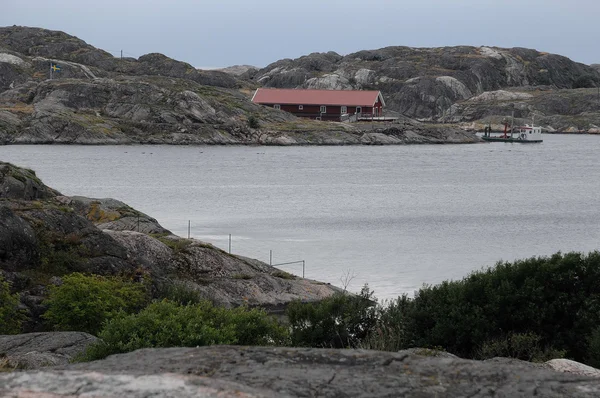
[2,0,599,68]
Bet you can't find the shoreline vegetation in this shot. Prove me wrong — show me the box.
[4,251,600,370]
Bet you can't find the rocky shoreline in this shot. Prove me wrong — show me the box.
[0,161,342,333]
[0,26,483,146]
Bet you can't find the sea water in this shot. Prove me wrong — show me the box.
[2,134,599,299]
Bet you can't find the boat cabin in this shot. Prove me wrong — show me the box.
[515,125,543,141]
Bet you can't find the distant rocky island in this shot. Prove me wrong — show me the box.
[0,26,599,146]
[0,26,477,145]
[248,46,600,133]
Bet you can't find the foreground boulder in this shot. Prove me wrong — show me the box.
[0,346,598,397]
[0,332,98,369]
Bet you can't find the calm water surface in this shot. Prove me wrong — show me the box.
[2,135,599,299]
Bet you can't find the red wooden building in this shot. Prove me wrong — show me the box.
[251,88,385,121]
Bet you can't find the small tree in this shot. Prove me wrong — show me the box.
[43,273,148,335]
[0,276,27,334]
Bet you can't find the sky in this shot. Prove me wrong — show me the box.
[2,0,599,69]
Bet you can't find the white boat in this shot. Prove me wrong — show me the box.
[481,111,543,143]
[482,124,543,143]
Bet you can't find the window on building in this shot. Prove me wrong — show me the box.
[341,106,347,114]
[298,105,303,110]
[274,104,281,110]
[320,106,326,113]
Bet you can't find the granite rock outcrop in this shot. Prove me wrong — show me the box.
[249,46,600,132]
[0,26,478,145]
[3,346,600,397]
[0,161,340,332]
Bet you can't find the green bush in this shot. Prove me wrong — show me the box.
[397,251,600,363]
[155,280,206,305]
[286,285,377,348]
[82,300,289,360]
[573,74,597,89]
[247,115,260,129]
[0,276,28,334]
[43,273,148,335]
[360,295,412,352]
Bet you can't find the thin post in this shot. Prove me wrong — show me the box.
[137,214,140,232]
[228,234,231,254]
[510,107,515,138]
[270,250,272,265]
[120,50,123,60]
[188,220,191,239]
[49,62,53,80]
[302,260,305,278]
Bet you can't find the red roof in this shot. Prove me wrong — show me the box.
[252,88,384,107]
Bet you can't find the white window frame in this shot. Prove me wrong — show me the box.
[274,104,281,110]
[341,106,347,114]
[298,105,303,110]
[320,105,326,113]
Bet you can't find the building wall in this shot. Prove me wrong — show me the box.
[262,100,383,121]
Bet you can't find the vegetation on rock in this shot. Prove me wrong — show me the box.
[82,300,289,360]
[0,276,28,334]
[42,273,148,335]
[286,285,377,348]
[289,251,600,367]
[1,162,341,334]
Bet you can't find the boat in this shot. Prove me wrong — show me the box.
[481,124,543,143]
[481,113,543,143]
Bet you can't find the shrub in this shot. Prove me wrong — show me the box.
[286,285,377,348]
[157,237,192,254]
[360,295,412,352]
[272,270,295,280]
[476,332,566,362]
[400,251,600,363]
[573,74,596,89]
[0,276,28,334]
[42,273,148,335]
[585,327,600,368]
[155,280,205,305]
[247,115,260,129]
[82,300,289,360]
